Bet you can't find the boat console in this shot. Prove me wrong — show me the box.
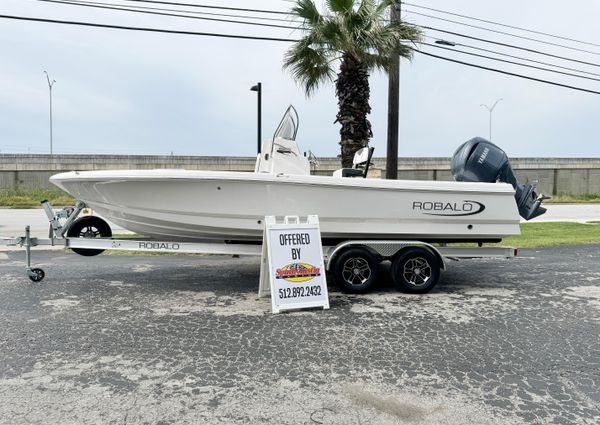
[254,105,311,176]
[451,137,547,220]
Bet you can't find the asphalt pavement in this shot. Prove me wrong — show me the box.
[0,246,599,424]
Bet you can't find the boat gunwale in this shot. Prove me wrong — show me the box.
[50,170,517,194]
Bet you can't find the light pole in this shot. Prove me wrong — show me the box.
[44,71,56,155]
[250,82,262,154]
[480,98,503,141]
[433,41,504,141]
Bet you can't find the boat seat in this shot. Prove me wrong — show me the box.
[338,168,364,177]
[333,147,375,178]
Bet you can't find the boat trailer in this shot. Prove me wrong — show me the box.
[1,201,518,293]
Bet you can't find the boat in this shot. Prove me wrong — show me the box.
[50,106,546,244]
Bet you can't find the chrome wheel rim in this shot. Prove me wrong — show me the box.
[79,226,101,238]
[341,257,372,287]
[403,257,432,287]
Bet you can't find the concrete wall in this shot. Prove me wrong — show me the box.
[1,154,599,195]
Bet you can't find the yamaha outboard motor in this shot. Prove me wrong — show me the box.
[451,137,547,220]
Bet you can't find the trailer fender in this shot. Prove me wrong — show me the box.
[325,241,445,272]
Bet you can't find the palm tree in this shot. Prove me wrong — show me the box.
[285,0,421,167]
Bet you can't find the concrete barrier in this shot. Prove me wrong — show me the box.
[1,154,599,195]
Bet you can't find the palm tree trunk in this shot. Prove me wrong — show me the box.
[335,53,373,168]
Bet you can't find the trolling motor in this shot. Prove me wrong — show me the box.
[451,137,547,220]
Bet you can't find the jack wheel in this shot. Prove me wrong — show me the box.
[333,248,379,293]
[391,248,440,294]
[67,216,112,256]
[28,268,45,282]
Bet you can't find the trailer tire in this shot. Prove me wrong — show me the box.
[28,268,45,282]
[333,248,379,293]
[391,248,440,294]
[67,216,112,256]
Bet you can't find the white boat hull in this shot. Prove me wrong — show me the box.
[50,170,521,242]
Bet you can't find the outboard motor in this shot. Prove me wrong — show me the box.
[451,137,547,220]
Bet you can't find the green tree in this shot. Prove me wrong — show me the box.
[285,0,421,167]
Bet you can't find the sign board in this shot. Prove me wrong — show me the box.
[259,216,329,314]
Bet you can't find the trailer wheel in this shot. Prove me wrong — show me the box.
[28,268,45,283]
[333,248,379,293]
[391,248,440,294]
[67,216,112,256]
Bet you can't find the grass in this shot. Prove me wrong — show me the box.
[0,188,75,208]
[451,222,600,248]
[546,193,600,204]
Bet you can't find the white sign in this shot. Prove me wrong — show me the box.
[259,216,329,314]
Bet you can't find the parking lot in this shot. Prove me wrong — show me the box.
[0,245,599,424]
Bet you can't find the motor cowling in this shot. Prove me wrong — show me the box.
[451,137,547,220]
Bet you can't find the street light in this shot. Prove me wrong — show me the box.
[480,98,503,141]
[434,41,503,141]
[434,39,456,47]
[250,82,262,154]
[43,71,56,155]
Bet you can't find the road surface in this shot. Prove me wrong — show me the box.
[529,203,600,223]
[0,246,599,424]
[0,208,132,238]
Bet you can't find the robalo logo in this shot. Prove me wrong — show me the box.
[412,200,486,216]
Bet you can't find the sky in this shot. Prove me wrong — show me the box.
[1,0,600,158]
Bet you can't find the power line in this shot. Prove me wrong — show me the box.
[421,25,600,69]
[422,36,600,78]
[403,1,600,49]
[97,0,600,68]
[34,0,300,30]
[50,0,297,23]
[113,0,289,15]
[422,42,600,82]
[417,50,600,95]
[406,9,600,57]
[79,0,600,71]
[3,13,600,96]
[0,14,298,41]
[85,0,600,74]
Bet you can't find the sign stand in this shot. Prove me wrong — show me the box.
[258,215,329,314]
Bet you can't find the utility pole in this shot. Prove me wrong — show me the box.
[44,71,56,155]
[385,1,400,179]
[480,98,503,141]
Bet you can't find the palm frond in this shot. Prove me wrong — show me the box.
[326,0,355,15]
[292,0,322,26]
[285,0,422,96]
[283,36,336,96]
[373,0,395,17]
[356,0,377,17]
